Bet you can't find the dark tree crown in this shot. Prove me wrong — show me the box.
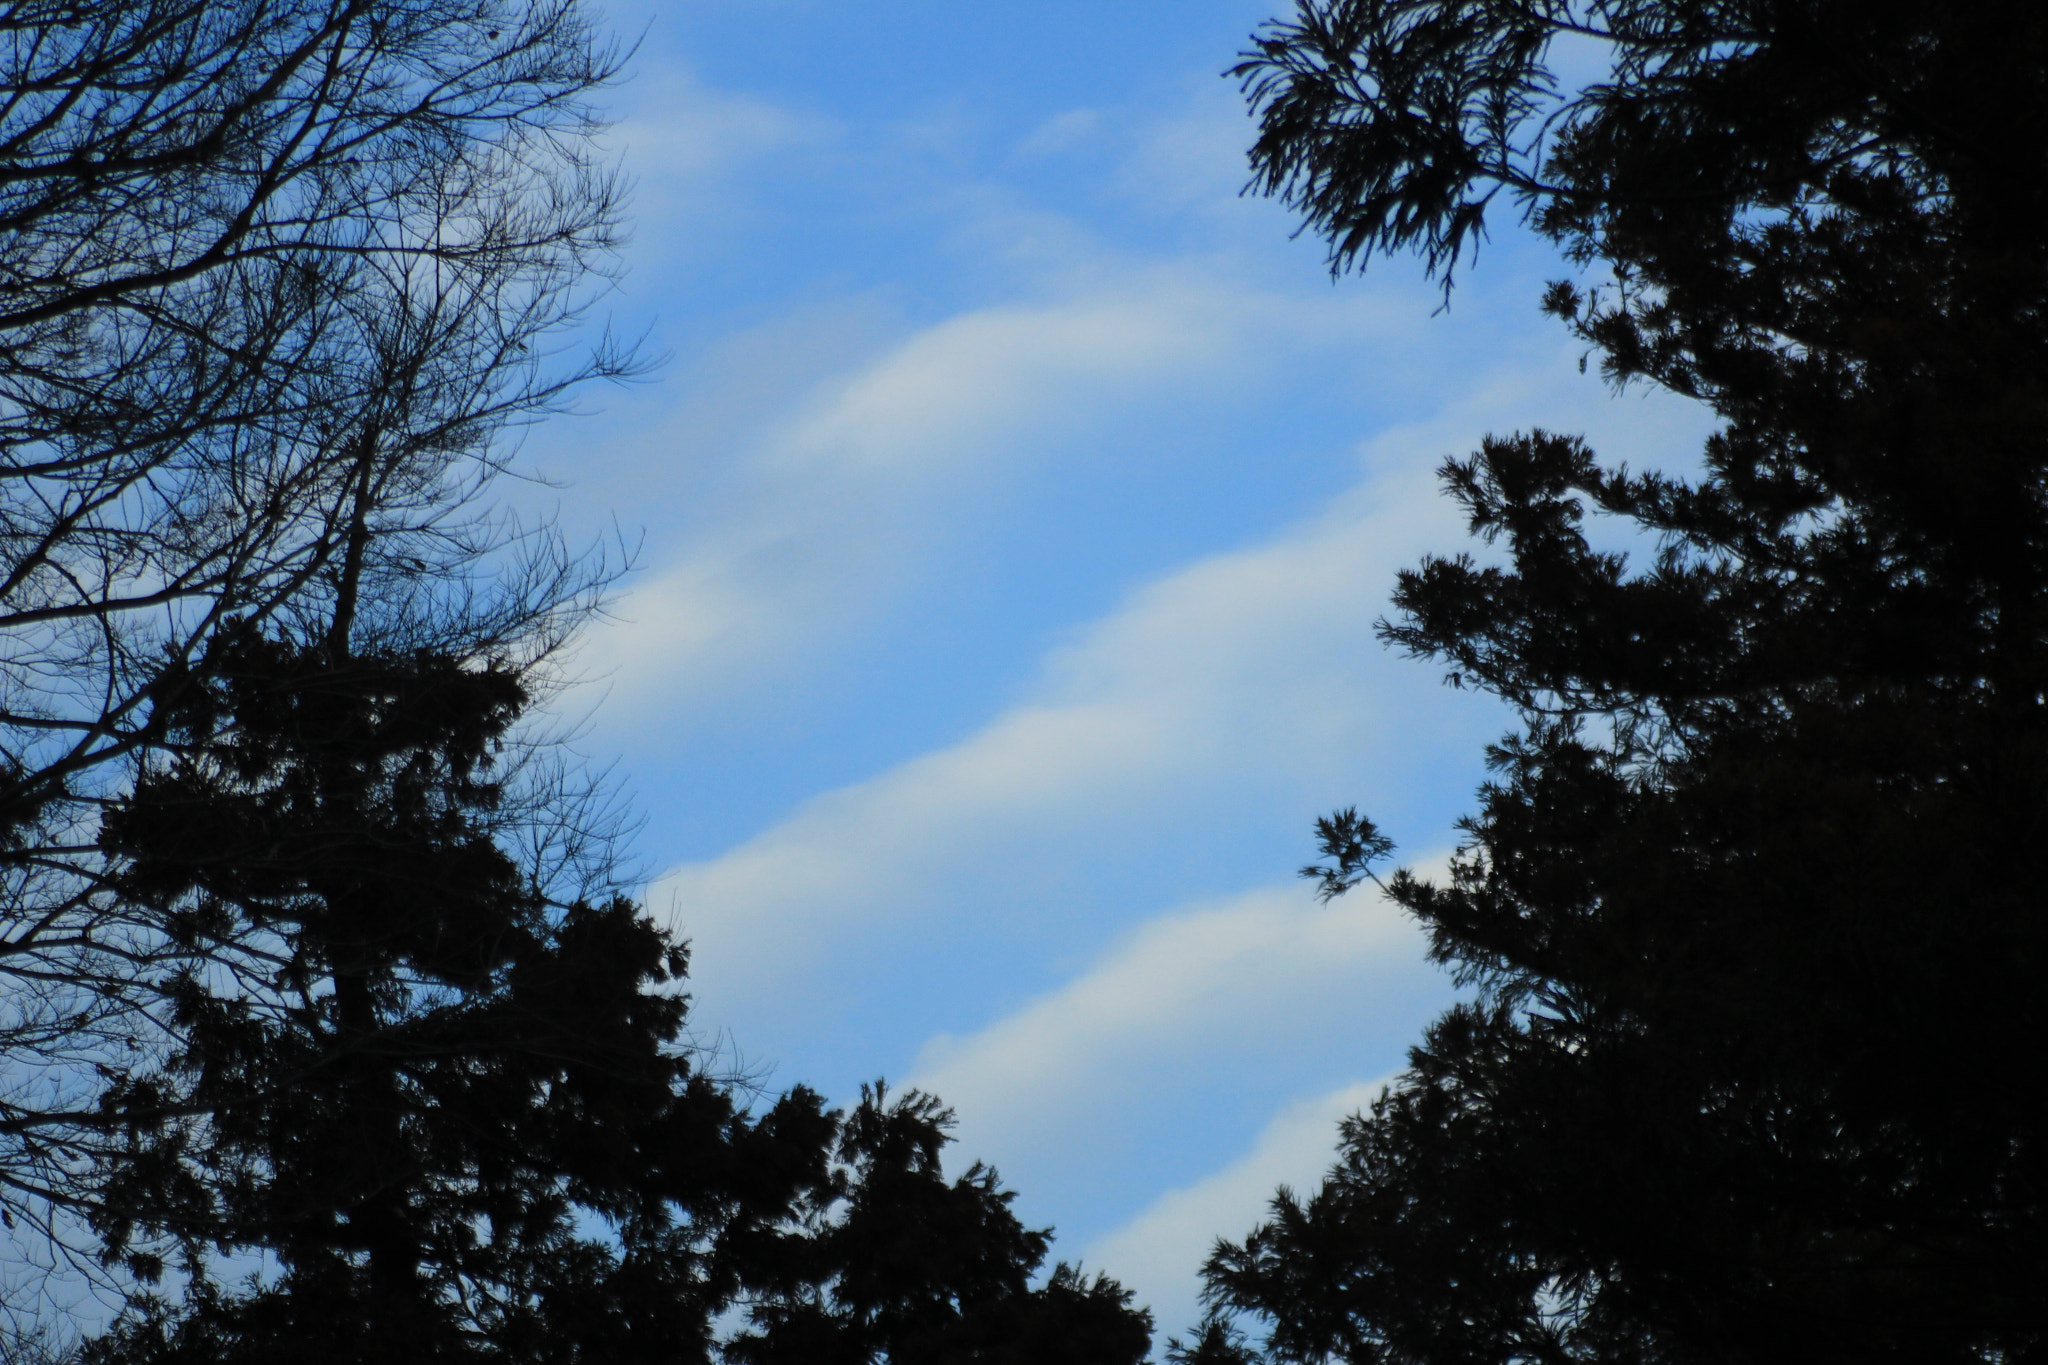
[1207,2,2048,1362]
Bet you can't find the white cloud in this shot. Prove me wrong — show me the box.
[1086,1078,1394,1343]
[608,74,831,184]
[1017,107,1102,158]
[771,284,1245,475]
[576,66,838,279]
[576,265,1413,712]
[647,458,1466,1002]
[903,873,1444,1183]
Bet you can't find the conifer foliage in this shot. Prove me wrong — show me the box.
[727,1085,1152,1365]
[1206,1,2048,1361]
[75,631,1148,1361]
[88,628,837,1360]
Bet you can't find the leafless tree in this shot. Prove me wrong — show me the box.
[0,0,637,1328]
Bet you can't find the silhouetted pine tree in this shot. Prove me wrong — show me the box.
[727,1084,1153,1365]
[84,625,836,1360]
[80,628,1152,1362]
[1203,1,2048,1361]
[0,0,634,1291]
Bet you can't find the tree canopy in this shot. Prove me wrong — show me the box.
[1201,1,2048,1361]
[3,0,635,1315]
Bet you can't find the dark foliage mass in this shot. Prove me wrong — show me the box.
[726,1085,1151,1365]
[1203,1,2048,1362]
[1,3,1154,1360]
[70,631,1146,1361]
[81,629,834,1358]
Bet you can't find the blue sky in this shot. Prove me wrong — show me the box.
[516,0,1715,1341]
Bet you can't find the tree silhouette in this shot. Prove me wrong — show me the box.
[1,0,634,1286]
[63,627,790,1356]
[1205,1,2048,1360]
[52,624,1152,1360]
[728,1085,1153,1365]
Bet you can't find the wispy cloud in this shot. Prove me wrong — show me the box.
[646,456,1469,1008]
[770,286,1244,474]
[1016,107,1102,159]
[575,265,1415,713]
[898,870,1452,1245]
[606,68,835,192]
[908,872,1440,1135]
[1086,1078,1397,1342]
[618,93,826,181]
